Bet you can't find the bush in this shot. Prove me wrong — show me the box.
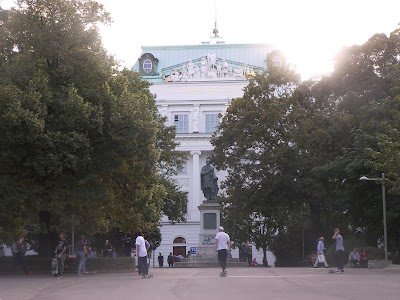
[0,256,136,274]
[362,247,384,260]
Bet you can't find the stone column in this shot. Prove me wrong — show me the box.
[190,150,201,211]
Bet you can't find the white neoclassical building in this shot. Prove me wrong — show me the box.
[133,42,277,266]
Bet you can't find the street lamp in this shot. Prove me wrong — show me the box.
[359,173,388,266]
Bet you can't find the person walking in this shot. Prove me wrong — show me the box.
[215,226,230,276]
[54,232,68,278]
[157,253,164,267]
[313,237,329,268]
[332,228,345,273]
[76,234,87,276]
[167,252,174,267]
[135,228,149,277]
[10,235,31,275]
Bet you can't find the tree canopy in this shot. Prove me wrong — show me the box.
[212,31,400,265]
[0,0,186,254]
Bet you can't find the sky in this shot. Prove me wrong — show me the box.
[2,0,400,79]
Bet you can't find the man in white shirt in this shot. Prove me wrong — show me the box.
[215,226,230,275]
[135,228,148,276]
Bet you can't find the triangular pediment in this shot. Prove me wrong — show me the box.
[162,54,264,82]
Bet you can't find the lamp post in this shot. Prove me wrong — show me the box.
[359,173,388,266]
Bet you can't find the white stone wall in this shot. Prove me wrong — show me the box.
[152,80,251,264]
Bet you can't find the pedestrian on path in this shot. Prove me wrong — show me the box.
[215,226,230,276]
[76,234,87,276]
[135,228,149,276]
[167,253,174,267]
[54,232,68,278]
[158,253,164,267]
[10,235,31,275]
[313,237,329,268]
[332,228,345,273]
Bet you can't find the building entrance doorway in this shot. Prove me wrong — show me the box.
[173,237,186,258]
[173,246,186,257]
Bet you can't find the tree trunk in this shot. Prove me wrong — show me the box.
[309,204,321,235]
[37,211,57,257]
[262,246,268,267]
[395,232,400,264]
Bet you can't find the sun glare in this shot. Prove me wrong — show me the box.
[3,0,400,80]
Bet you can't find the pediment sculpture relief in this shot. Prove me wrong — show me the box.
[165,52,256,82]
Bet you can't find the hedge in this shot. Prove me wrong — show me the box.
[0,256,136,275]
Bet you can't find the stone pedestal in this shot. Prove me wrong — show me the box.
[197,201,221,257]
[174,201,246,267]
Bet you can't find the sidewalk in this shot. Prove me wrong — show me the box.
[1,267,400,300]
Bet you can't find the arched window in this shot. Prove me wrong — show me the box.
[143,59,153,74]
[173,237,186,244]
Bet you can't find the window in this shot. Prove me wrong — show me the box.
[174,114,189,133]
[205,113,219,133]
[143,59,153,74]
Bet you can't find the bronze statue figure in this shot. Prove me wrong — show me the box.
[201,159,219,202]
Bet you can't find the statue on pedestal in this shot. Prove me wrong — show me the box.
[201,159,219,202]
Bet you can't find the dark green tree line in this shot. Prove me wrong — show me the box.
[212,30,400,265]
[0,0,186,255]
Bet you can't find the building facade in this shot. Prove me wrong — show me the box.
[134,43,276,266]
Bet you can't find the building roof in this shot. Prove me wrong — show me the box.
[133,43,277,83]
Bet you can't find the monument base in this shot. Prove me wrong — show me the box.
[197,201,221,250]
[174,201,247,267]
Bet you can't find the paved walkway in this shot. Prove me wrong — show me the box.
[1,267,399,300]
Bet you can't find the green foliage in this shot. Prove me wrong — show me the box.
[0,0,186,252]
[214,29,400,265]
[362,246,385,260]
[0,256,136,274]
[213,54,307,264]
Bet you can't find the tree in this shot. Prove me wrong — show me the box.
[212,52,310,264]
[0,0,186,254]
[313,28,400,257]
